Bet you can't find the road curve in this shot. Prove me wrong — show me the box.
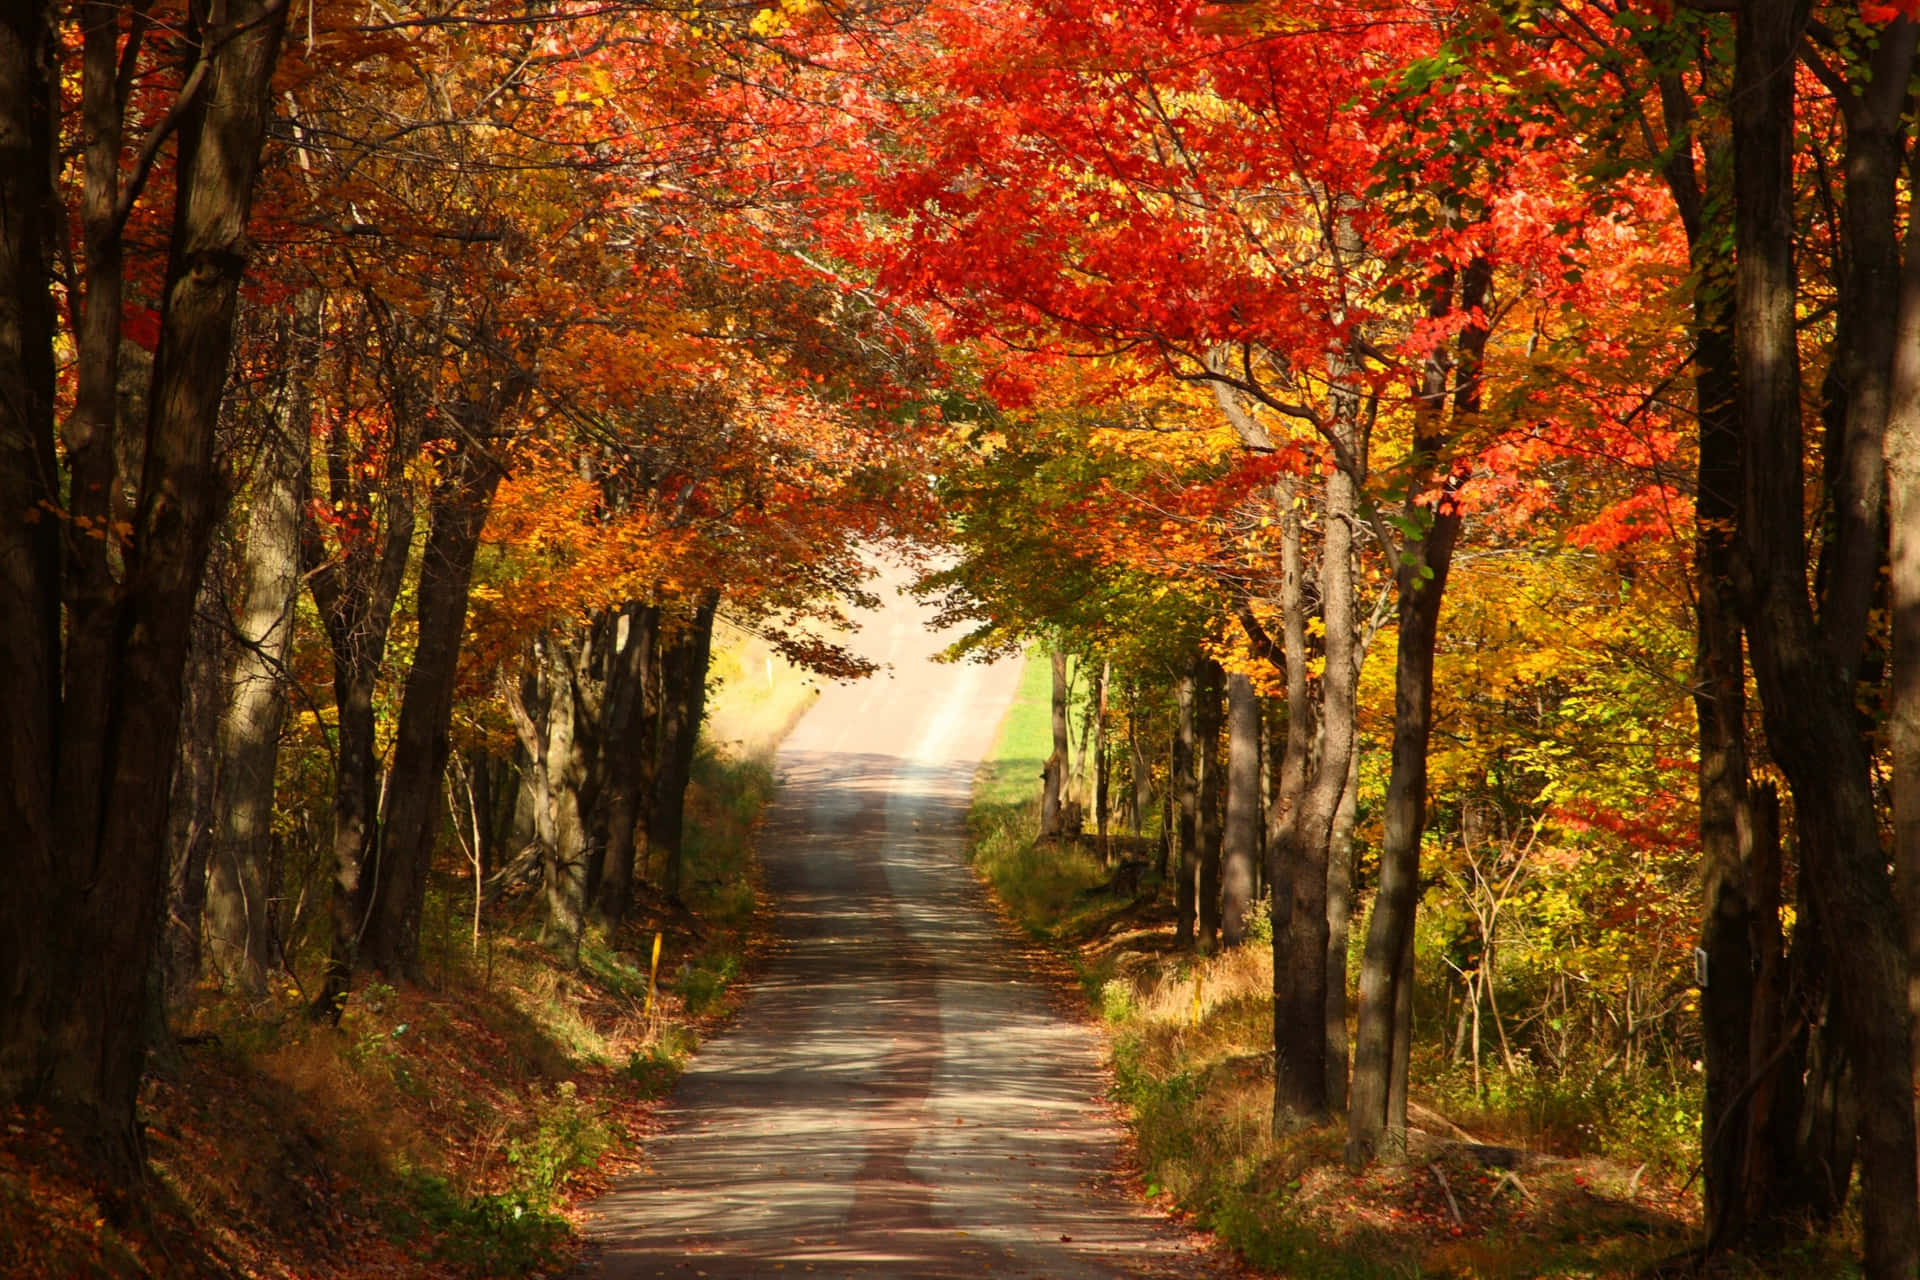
[582,567,1208,1279]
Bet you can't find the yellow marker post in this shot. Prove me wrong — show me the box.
[644,932,664,1025]
[1190,971,1203,1027]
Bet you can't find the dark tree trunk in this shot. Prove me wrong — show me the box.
[1195,656,1225,951]
[1173,670,1198,947]
[1095,658,1111,861]
[305,471,414,1018]
[1128,680,1151,839]
[0,0,288,1164]
[1730,2,1919,1270]
[594,603,660,927]
[1221,671,1261,947]
[362,442,506,979]
[1347,256,1490,1168]
[1880,16,1920,1193]
[164,564,227,1005]
[653,592,719,902]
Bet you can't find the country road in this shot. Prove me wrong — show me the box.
[582,567,1210,1279]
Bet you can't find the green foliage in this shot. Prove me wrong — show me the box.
[673,952,741,1017]
[624,1025,696,1098]
[1426,1055,1701,1174]
[410,1176,572,1275]
[505,1082,609,1205]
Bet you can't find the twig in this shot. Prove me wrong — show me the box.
[1492,1170,1534,1203]
[1430,1163,1464,1227]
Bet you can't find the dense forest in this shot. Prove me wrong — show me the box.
[7,0,1920,1274]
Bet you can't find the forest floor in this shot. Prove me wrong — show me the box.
[967,659,1865,1280]
[0,630,812,1280]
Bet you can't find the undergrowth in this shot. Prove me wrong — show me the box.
[1,746,776,1280]
[961,655,1736,1279]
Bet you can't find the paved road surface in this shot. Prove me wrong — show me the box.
[582,568,1209,1279]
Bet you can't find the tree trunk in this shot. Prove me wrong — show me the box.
[653,592,719,902]
[1326,748,1359,1113]
[1095,658,1111,861]
[594,603,660,926]
[1173,670,1198,947]
[1129,680,1151,839]
[205,296,316,994]
[0,0,289,1164]
[1195,656,1225,951]
[1041,646,1070,838]
[362,442,506,978]
[1348,256,1490,1168]
[164,563,227,1004]
[1731,2,1919,1270]
[1276,453,1360,1129]
[305,472,414,1018]
[1221,671,1261,946]
[0,0,64,1126]
[1882,30,1920,1192]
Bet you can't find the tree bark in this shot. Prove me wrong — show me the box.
[1173,668,1198,947]
[1882,21,1920,1192]
[1095,658,1111,860]
[1221,670,1261,946]
[1195,656,1225,951]
[1731,2,1919,1271]
[305,469,414,1018]
[0,0,289,1163]
[1277,449,1361,1129]
[1041,646,1070,838]
[362,440,506,978]
[594,603,660,926]
[653,591,719,902]
[164,563,227,1004]
[1326,747,1359,1113]
[205,295,316,994]
[1347,255,1489,1168]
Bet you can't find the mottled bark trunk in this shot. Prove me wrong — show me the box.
[205,297,315,994]
[1732,3,1918,1270]
[306,485,414,1019]
[362,443,505,978]
[1221,671,1261,947]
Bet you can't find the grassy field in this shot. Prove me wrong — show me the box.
[957,652,1839,1280]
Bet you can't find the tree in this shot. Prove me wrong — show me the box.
[0,0,290,1165]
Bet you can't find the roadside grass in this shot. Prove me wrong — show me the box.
[964,653,1747,1280]
[0,625,809,1280]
